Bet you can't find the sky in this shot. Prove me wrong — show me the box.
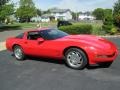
[11,0,118,12]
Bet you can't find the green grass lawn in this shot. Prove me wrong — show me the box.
[12,22,57,29]
[0,22,57,31]
[12,23,37,29]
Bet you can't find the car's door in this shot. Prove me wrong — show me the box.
[24,39,61,57]
[23,31,61,58]
[37,39,62,57]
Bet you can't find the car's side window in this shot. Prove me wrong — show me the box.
[27,32,42,40]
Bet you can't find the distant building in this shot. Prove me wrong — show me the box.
[79,13,95,21]
[31,16,41,22]
[38,8,72,22]
[50,8,72,21]
[41,14,51,22]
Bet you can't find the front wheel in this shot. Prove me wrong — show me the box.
[65,48,88,70]
[13,45,25,60]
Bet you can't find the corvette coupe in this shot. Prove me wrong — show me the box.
[6,28,118,69]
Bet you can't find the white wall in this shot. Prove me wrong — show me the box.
[79,15,95,20]
[51,11,72,21]
[31,16,41,22]
[41,18,50,22]
[65,11,72,20]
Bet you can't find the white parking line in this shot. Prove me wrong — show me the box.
[0,42,6,51]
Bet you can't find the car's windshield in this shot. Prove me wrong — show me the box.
[39,29,69,40]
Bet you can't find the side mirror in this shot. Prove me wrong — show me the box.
[37,38,44,44]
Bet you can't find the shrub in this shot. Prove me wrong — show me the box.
[102,15,113,33]
[102,24,113,33]
[92,26,106,35]
[113,15,120,29]
[110,27,118,35]
[59,24,92,34]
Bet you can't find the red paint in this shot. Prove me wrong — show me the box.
[6,28,118,65]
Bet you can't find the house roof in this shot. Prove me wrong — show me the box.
[41,14,54,18]
[50,8,71,13]
[41,8,71,18]
[79,12,92,16]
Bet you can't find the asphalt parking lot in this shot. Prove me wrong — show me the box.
[0,37,120,90]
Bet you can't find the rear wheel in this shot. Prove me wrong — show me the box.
[13,45,25,60]
[65,48,88,70]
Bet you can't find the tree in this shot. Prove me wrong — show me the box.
[16,0,37,22]
[0,0,14,23]
[37,9,42,16]
[43,7,59,14]
[0,0,9,6]
[71,12,76,20]
[104,9,112,18]
[84,11,91,16]
[113,0,120,28]
[43,9,51,14]
[71,12,79,21]
[0,4,14,20]
[102,9,113,33]
[92,8,104,20]
[113,0,120,15]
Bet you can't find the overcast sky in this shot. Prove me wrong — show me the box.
[12,0,117,11]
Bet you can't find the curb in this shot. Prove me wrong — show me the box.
[99,35,120,38]
[0,42,6,51]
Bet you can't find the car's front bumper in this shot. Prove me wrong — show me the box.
[86,47,118,65]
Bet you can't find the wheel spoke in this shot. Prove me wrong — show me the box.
[67,51,83,68]
[14,47,23,59]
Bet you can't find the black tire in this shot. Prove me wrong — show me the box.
[65,48,88,70]
[13,45,25,61]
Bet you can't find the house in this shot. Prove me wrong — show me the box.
[41,16,50,22]
[31,8,72,22]
[79,13,95,21]
[31,16,41,22]
[41,14,52,22]
[40,8,72,22]
[50,8,72,21]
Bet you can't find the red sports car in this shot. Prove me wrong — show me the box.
[6,28,118,69]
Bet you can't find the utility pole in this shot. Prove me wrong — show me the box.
[76,9,78,21]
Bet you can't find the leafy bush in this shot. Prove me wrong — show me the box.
[92,24,103,35]
[113,15,120,28]
[102,15,113,33]
[59,24,92,34]
[110,27,118,35]
[102,24,113,33]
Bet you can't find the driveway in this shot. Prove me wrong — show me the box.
[0,37,120,90]
[0,29,28,42]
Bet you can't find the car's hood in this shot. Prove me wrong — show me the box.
[63,35,115,50]
[64,35,104,42]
